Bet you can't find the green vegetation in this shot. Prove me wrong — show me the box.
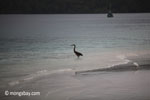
[0,0,149,14]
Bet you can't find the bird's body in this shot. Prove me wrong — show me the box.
[71,44,83,58]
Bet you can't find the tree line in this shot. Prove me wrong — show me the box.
[0,0,149,14]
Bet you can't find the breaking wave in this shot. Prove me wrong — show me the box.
[8,68,74,86]
[76,54,150,74]
[75,62,150,74]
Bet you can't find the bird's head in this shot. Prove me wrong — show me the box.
[70,44,76,47]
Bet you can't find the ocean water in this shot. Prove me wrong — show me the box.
[0,14,150,100]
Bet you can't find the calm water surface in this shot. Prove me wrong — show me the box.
[0,14,150,100]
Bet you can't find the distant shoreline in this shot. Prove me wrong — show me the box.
[0,12,150,15]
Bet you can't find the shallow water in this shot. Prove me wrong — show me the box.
[0,13,150,100]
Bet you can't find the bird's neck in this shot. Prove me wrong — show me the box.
[73,46,76,52]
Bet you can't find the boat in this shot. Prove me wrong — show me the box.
[107,10,113,18]
[107,1,114,18]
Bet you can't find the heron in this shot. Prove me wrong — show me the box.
[71,44,83,58]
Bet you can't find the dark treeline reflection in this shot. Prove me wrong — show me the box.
[0,0,150,14]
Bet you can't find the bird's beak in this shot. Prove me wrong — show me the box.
[70,44,73,46]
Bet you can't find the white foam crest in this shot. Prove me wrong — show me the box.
[95,54,130,69]
[26,68,74,80]
[117,54,141,67]
[117,55,131,64]
[117,55,127,60]
[117,54,140,68]
[9,81,20,86]
[133,62,139,67]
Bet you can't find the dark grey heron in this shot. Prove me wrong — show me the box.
[71,44,83,58]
